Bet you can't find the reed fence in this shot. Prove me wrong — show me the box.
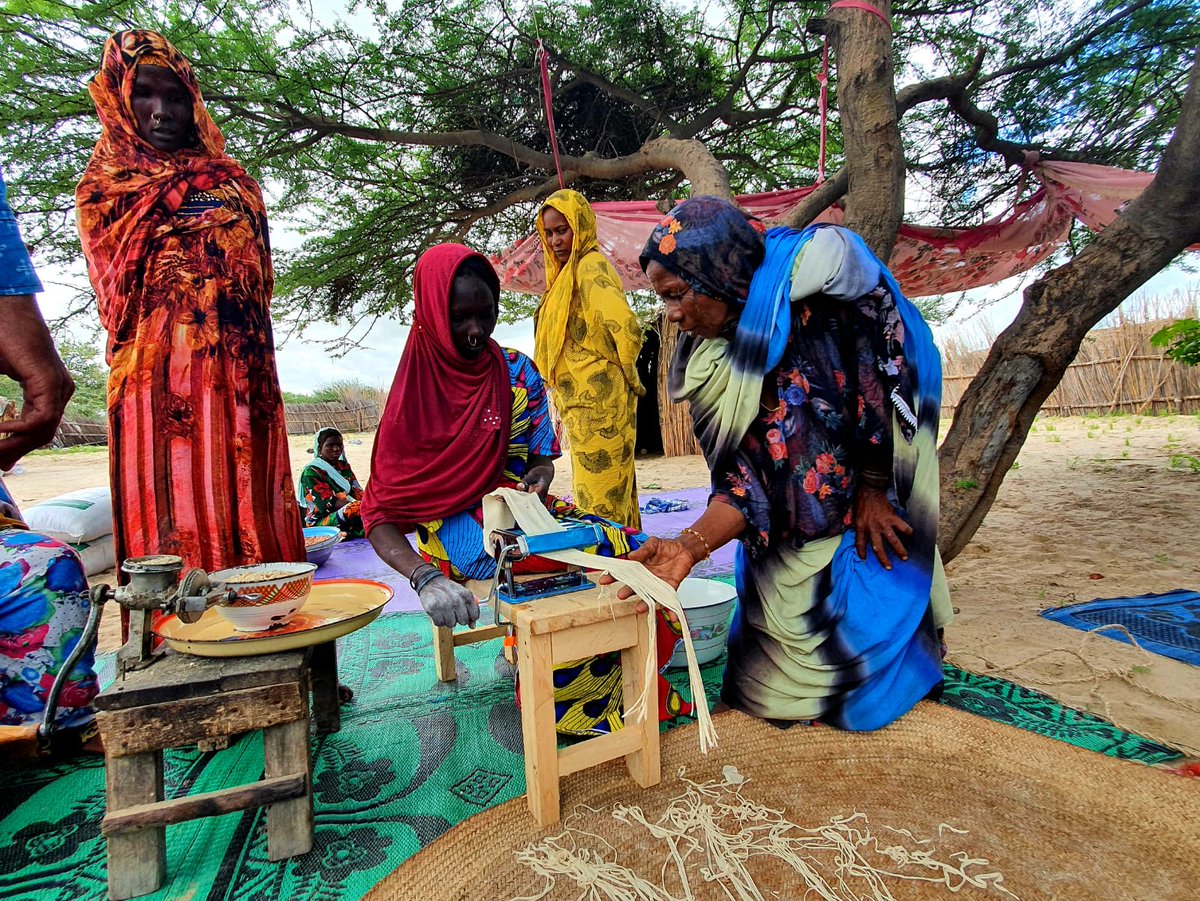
[658,318,703,457]
[283,401,382,436]
[51,400,383,448]
[52,418,109,448]
[941,320,1200,417]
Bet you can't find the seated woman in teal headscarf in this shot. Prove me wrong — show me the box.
[297,427,365,538]
[622,196,952,731]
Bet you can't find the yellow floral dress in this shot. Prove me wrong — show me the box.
[534,190,645,530]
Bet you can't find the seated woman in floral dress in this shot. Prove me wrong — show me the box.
[298,427,365,538]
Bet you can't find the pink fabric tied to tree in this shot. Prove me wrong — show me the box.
[492,160,1198,299]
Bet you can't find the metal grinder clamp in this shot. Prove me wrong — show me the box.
[486,519,606,625]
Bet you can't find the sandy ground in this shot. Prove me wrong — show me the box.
[5,415,1199,756]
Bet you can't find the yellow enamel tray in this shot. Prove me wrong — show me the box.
[155,579,392,657]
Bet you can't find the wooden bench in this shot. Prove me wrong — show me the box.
[95,642,340,900]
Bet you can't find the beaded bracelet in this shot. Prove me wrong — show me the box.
[679,527,712,561]
[409,563,443,593]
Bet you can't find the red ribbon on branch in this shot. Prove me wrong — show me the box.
[536,40,566,190]
[829,0,891,26]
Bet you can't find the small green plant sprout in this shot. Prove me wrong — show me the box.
[1067,456,1082,470]
[1121,450,1130,459]
[954,479,979,490]
[1168,454,1200,474]
[1154,553,1172,564]
[1131,664,1153,676]
[1047,435,1062,443]
[1044,423,1057,432]
[1010,461,1020,470]
[1124,438,1132,446]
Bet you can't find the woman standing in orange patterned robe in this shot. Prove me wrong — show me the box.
[76,30,303,574]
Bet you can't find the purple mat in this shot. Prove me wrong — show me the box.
[313,488,734,614]
[637,487,736,579]
[314,537,423,613]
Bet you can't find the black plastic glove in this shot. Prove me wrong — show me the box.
[417,574,481,628]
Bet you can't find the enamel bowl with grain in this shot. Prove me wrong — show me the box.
[303,526,344,566]
[210,562,318,632]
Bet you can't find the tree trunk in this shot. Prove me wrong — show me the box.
[827,0,904,260]
[657,313,703,457]
[938,48,1200,562]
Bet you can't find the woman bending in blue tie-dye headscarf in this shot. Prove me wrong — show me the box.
[622,196,952,731]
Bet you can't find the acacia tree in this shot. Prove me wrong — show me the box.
[2,0,1197,556]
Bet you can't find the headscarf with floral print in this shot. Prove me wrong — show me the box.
[638,195,765,307]
[76,30,265,343]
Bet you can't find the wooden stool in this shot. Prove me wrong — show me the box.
[95,644,339,900]
[502,587,660,827]
[432,619,508,682]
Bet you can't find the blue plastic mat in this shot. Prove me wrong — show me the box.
[1041,589,1200,667]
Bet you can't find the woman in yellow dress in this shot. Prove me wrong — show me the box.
[535,189,644,529]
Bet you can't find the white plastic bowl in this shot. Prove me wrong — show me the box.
[667,577,737,668]
[210,562,318,632]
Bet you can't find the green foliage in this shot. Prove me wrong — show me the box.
[59,340,108,419]
[26,444,107,456]
[281,379,385,407]
[0,338,108,420]
[1150,318,1200,366]
[280,387,340,405]
[0,0,1196,334]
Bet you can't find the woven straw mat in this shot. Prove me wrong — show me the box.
[365,702,1198,901]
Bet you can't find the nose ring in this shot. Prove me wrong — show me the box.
[468,336,480,348]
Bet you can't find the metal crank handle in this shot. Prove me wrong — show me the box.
[38,584,110,747]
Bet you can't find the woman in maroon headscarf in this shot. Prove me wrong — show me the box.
[363,244,692,736]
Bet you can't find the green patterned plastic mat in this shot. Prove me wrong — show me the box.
[939,663,1180,764]
[0,613,1179,901]
[0,614,527,901]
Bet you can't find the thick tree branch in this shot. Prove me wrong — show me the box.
[946,91,1095,166]
[938,45,1200,560]
[779,171,848,229]
[446,173,576,236]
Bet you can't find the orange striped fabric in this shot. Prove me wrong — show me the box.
[76,31,303,576]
